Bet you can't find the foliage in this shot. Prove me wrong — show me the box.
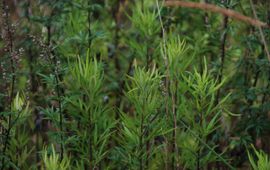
[42,145,70,170]
[248,145,270,170]
[0,0,270,169]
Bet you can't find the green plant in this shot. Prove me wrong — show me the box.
[64,51,114,169]
[179,59,233,169]
[128,1,160,68]
[160,34,194,169]
[1,93,31,169]
[1,0,270,169]
[118,66,168,169]
[248,145,270,170]
[42,145,70,170]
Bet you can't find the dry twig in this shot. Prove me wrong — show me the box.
[165,1,270,29]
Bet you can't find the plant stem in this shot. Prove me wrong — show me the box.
[247,50,262,108]
[146,43,150,69]
[36,125,40,170]
[1,1,15,168]
[88,111,93,170]
[139,112,144,170]
[113,0,122,119]
[47,22,64,160]
[261,74,270,105]
[88,0,92,49]
[146,129,150,168]
[215,1,229,105]
[156,1,169,169]
[171,80,178,170]
[203,0,209,28]
[196,149,200,170]
[214,3,229,169]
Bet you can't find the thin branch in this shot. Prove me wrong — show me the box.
[249,0,270,61]
[164,1,270,29]
[215,5,229,106]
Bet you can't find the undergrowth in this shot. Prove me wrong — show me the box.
[0,0,270,169]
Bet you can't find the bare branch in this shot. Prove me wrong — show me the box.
[164,1,270,29]
[249,0,270,61]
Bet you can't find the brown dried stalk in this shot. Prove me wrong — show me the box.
[164,1,270,29]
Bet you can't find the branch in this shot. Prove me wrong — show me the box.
[164,1,270,29]
[249,0,270,61]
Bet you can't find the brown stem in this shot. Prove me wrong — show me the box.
[113,0,123,119]
[171,80,179,170]
[156,1,170,168]
[1,1,16,168]
[215,4,229,105]
[47,22,64,161]
[214,2,230,169]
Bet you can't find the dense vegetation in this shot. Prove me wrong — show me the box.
[0,0,270,169]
